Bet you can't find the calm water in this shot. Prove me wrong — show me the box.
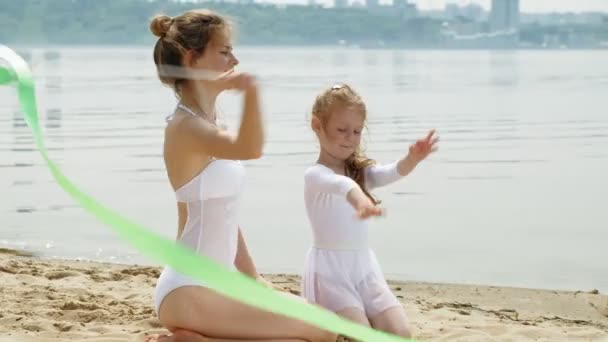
[1,46,606,292]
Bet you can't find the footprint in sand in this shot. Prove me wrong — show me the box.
[120,266,160,278]
[0,265,17,274]
[53,322,73,332]
[44,270,80,280]
[21,323,43,332]
[60,301,101,311]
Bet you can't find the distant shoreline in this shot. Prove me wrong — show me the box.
[6,43,608,52]
[0,245,606,295]
[4,0,607,53]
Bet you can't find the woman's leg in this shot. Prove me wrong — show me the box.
[145,328,306,342]
[155,286,337,342]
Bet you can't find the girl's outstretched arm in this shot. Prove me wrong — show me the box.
[367,129,439,189]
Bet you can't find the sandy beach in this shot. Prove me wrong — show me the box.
[0,248,606,342]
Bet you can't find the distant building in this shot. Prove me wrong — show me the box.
[334,0,348,8]
[490,0,519,32]
[393,0,417,20]
[441,0,519,49]
[445,4,460,20]
[366,0,379,9]
[461,3,485,22]
[445,3,484,21]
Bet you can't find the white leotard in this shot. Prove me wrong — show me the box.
[154,106,246,317]
[301,162,404,316]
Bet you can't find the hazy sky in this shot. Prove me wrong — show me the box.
[268,0,608,12]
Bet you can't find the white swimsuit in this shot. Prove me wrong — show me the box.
[301,162,404,317]
[154,106,246,316]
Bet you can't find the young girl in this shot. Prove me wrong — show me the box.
[302,84,438,338]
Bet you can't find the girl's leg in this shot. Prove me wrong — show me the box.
[369,306,412,338]
[334,307,370,327]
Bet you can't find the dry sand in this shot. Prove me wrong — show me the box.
[0,248,606,342]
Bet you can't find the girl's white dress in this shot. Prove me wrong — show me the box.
[302,162,404,317]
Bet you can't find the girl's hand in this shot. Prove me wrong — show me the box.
[347,187,384,220]
[357,204,384,219]
[407,129,439,164]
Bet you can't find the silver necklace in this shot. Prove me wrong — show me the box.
[177,103,203,117]
[169,103,224,130]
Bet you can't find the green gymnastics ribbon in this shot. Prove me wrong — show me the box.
[0,44,417,342]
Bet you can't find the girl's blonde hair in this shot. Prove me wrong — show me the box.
[311,84,379,204]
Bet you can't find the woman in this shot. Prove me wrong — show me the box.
[146,9,337,342]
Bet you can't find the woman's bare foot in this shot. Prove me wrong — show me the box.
[145,329,207,342]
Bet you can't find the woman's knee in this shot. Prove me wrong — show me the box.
[160,287,336,341]
[385,323,412,339]
[305,327,337,342]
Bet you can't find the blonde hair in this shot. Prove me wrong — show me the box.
[150,9,232,94]
[311,84,379,204]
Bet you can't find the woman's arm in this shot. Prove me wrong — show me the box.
[181,73,264,160]
[234,228,258,278]
[234,228,286,291]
